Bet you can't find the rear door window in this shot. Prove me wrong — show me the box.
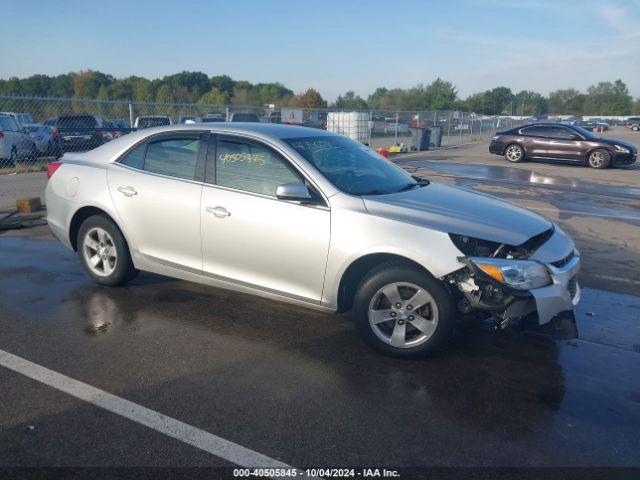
[548,127,577,140]
[521,126,549,137]
[144,136,201,180]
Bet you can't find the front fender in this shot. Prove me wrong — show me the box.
[321,205,464,309]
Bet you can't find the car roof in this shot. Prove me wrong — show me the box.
[131,122,335,139]
[517,123,573,129]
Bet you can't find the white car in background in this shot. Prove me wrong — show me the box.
[0,114,36,166]
[23,123,63,157]
[0,111,35,128]
[134,116,173,129]
[385,118,410,135]
[45,124,580,358]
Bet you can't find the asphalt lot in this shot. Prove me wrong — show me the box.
[0,127,639,474]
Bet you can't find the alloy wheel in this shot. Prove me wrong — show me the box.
[368,282,439,349]
[83,227,117,277]
[589,150,605,168]
[505,145,522,162]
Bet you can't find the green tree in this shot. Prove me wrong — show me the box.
[633,97,640,115]
[460,92,486,113]
[548,89,584,115]
[0,77,22,96]
[252,82,294,105]
[483,87,515,115]
[198,87,230,105]
[582,80,632,115]
[155,84,174,104]
[423,78,458,110]
[231,81,258,105]
[514,90,548,116]
[49,74,75,98]
[333,90,368,109]
[20,74,51,97]
[73,70,114,98]
[210,75,235,97]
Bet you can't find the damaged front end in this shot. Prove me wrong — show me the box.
[445,226,581,329]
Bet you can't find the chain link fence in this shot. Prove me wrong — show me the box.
[0,95,530,175]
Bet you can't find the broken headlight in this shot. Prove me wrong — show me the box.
[467,257,551,290]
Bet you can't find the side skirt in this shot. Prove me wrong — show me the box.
[132,251,337,314]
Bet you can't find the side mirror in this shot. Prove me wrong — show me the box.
[276,182,312,201]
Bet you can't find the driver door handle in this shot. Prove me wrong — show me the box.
[206,206,231,218]
[117,186,137,197]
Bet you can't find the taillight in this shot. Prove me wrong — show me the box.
[0,132,4,140]
[46,161,63,179]
[96,130,103,137]
[52,127,59,140]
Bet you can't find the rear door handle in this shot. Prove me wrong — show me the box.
[117,186,137,197]
[206,206,231,218]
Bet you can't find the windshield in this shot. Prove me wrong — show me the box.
[285,135,420,195]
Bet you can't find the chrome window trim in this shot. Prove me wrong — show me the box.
[112,130,208,185]
[201,181,330,211]
[112,162,205,188]
[111,128,330,207]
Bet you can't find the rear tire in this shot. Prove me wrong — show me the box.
[504,143,525,163]
[352,261,455,358]
[76,215,138,286]
[587,149,611,169]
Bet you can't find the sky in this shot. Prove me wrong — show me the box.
[3,0,640,101]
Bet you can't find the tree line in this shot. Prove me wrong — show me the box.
[1,70,638,115]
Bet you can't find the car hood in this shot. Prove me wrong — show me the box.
[597,137,637,151]
[362,182,552,245]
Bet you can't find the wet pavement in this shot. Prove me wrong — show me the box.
[1,226,639,469]
[1,139,640,471]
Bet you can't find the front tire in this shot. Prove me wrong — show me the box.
[632,125,639,131]
[504,143,525,163]
[352,261,455,358]
[77,215,137,286]
[587,149,611,169]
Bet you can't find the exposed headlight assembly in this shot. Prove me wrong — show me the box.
[467,257,552,290]
[614,145,630,153]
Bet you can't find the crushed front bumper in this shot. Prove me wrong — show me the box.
[452,226,581,325]
[504,249,580,325]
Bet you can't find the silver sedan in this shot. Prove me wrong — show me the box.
[45,124,580,358]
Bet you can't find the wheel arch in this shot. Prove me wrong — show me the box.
[336,253,437,313]
[504,141,526,157]
[584,145,613,162]
[69,206,128,252]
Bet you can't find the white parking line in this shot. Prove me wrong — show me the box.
[0,349,296,470]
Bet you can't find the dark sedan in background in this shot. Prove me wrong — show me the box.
[489,123,637,169]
